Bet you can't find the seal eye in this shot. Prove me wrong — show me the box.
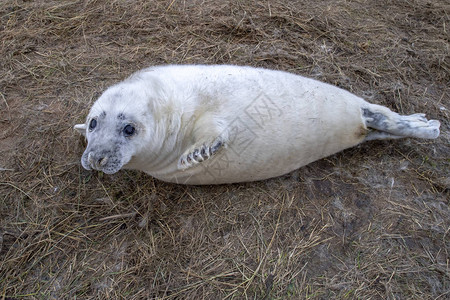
[123,124,135,137]
[89,118,97,131]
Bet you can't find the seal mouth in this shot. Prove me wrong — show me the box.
[100,167,120,175]
[83,160,122,174]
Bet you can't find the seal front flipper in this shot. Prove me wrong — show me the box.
[74,124,87,137]
[177,113,228,170]
[178,138,225,169]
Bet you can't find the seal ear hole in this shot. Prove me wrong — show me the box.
[89,118,97,131]
[123,124,136,137]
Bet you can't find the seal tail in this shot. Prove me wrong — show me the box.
[361,104,440,141]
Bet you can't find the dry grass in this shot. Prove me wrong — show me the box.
[0,0,449,299]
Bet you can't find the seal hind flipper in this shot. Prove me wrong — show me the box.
[362,105,440,141]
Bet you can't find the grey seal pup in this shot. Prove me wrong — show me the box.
[74,65,440,184]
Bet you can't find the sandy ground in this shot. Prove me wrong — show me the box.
[1,0,449,299]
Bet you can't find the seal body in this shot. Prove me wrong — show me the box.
[75,65,440,184]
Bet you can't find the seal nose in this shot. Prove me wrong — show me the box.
[87,152,109,169]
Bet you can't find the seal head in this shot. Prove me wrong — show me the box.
[75,83,156,174]
[81,114,136,174]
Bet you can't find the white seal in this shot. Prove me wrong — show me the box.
[74,65,440,184]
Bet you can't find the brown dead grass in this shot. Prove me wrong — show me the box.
[0,0,449,299]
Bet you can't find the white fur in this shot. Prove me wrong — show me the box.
[75,65,440,184]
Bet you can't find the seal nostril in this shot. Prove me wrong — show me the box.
[88,152,94,167]
[98,156,109,167]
